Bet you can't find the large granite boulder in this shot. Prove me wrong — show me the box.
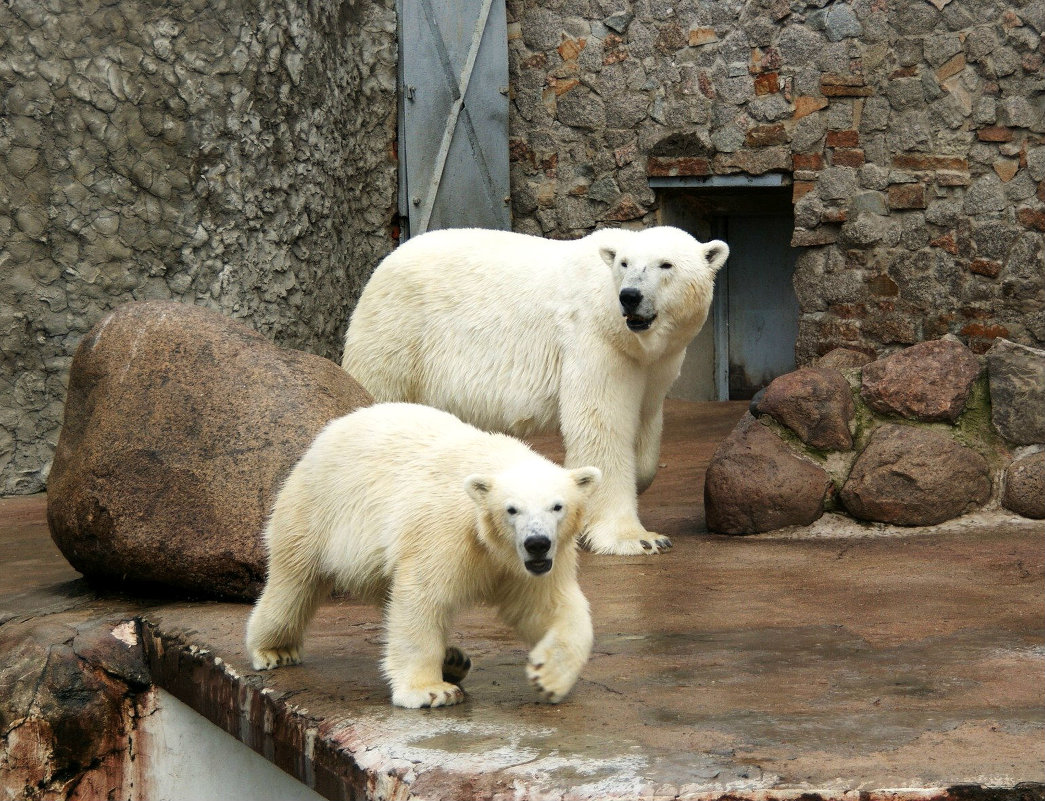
[47,301,371,601]
[860,339,981,423]
[840,425,991,526]
[1002,452,1045,520]
[704,415,832,535]
[986,339,1045,445]
[755,367,854,450]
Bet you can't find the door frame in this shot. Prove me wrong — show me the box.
[651,174,796,401]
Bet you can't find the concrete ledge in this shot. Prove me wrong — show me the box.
[3,403,1043,800]
[135,525,1045,800]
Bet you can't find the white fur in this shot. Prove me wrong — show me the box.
[245,403,600,708]
[342,226,728,555]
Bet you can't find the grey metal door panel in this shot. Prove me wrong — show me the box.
[724,214,799,398]
[655,186,798,401]
[400,0,510,236]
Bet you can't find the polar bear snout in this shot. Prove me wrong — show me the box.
[523,534,553,574]
[619,286,657,331]
[524,534,551,556]
[619,287,643,312]
[520,522,555,572]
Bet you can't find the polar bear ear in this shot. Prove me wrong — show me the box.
[704,240,729,274]
[569,466,601,493]
[598,246,617,267]
[464,474,493,505]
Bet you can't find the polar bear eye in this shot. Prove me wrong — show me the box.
[620,259,628,269]
[659,261,673,270]
[506,505,518,516]
[552,503,563,512]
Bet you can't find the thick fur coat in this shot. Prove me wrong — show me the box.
[246,403,599,708]
[342,226,727,554]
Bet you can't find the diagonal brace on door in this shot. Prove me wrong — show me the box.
[413,0,496,234]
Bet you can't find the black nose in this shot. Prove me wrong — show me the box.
[619,287,642,312]
[524,535,551,556]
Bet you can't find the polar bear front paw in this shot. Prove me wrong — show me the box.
[392,682,466,709]
[526,652,580,703]
[442,646,472,684]
[250,645,302,670]
[584,530,673,555]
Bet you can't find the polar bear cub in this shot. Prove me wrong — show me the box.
[342,226,727,556]
[245,402,600,708]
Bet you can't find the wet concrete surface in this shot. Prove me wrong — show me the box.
[2,400,1043,799]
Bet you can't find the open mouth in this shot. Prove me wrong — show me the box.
[624,313,656,332]
[525,558,552,575]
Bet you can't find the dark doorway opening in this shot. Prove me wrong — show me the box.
[655,179,800,401]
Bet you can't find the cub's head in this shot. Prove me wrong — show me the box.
[599,226,728,335]
[465,461,601,577]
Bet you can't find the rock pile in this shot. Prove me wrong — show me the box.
[705,337,1045,534]
[47,302,372,600]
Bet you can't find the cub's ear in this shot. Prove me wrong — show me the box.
[569,466,602,493]
[598,246,616,267]
[464,474,493,505]
[704,240,729,274]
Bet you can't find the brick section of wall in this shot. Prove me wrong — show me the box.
[0,0,398,493]
[506,1,1045,366]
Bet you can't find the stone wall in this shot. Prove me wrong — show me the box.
[5,0,1044,496]
[506,0,1044,356]
[0,0,398,493]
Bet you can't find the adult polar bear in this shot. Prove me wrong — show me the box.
[342,226,728,555]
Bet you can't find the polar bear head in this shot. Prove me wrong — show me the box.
[465,460,601,576]
[599,226,729,336]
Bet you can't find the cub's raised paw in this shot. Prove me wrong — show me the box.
[526,656,578,704]
[392,682,466,709]
[250,646,302,670]
[442,646,472,685]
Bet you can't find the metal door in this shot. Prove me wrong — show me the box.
[654,180,799,402]
[717,213,800,399]
[398,0,510,237]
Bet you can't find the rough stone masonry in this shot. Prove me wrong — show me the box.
[3,0,1044,497]
[0,0,397,493]
[504,0,1044,358]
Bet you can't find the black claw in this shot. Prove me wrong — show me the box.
[640,539,653,550]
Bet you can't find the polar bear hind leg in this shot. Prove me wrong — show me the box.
[246,563,331,670]
[246,504,333,671]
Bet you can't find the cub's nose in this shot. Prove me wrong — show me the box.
[524,535,551,556]
[619,287,643,312]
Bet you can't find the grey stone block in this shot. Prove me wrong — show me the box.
[987,339,1045,445]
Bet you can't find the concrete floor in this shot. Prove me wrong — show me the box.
[2,400,1043,800]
